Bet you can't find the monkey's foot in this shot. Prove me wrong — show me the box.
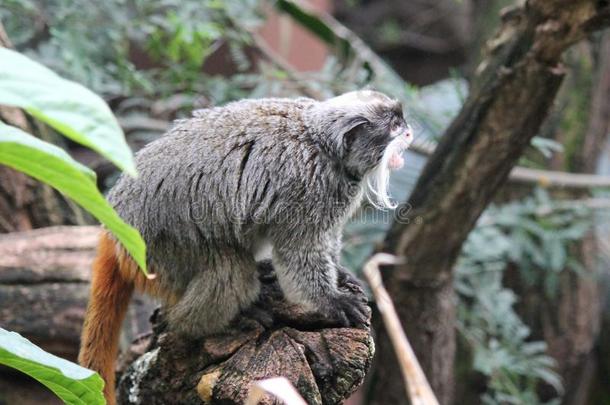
[241,261,371,332]
[238,305,275,329]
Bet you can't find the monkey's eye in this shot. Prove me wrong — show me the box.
[391,123,402,134]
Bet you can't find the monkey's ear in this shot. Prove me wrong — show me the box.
[339,117,369,139]
[340,117,369,150]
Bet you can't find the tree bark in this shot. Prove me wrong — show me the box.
[116,262,374,405]
[368,1,610,404]
[0,226,97,405]
[0,225,154,358]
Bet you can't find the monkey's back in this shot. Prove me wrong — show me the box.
[107,97,345,288]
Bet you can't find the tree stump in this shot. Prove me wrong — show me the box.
[117,263,374,405]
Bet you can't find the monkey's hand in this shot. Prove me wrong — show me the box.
[319,289,370,329]
[272,240,371,329]
[322,267,370,328]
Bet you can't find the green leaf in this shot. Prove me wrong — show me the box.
[546,236,566,272]
[0,328,105,405]
[0,122,147,273]
[0,48,136,175]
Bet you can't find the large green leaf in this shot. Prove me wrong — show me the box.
[0,48,136,175]
[0,328,105,405]
[0,122,147,273]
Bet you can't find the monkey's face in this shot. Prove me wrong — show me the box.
[313,90,413,208]
[322,90,412,208]
[341,97,412,178]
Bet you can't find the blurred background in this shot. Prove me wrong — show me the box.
[0,0,609,404]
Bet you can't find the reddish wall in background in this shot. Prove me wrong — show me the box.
[133,1,332,78]
[258,0,332,72]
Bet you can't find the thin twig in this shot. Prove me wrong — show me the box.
[510,166,610,189]
[408,141,610,189]
[363,253,440,405]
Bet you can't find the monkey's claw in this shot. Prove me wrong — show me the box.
[337,269,366,297]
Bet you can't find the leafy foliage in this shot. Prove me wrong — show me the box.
[1,0,146,95]
[487,189,591,298]
[1,0,264,98]
[0,328,105,405]
[0,50,147,273]
[455,192,591,404]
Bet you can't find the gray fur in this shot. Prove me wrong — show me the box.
[108,90,409,336]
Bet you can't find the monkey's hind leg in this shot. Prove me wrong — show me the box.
[166,253,261,338]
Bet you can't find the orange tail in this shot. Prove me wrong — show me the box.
[79,231,134,405]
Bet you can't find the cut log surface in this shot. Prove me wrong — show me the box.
[117,263,374,405]
[0,226,99,360]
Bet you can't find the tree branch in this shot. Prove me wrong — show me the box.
[370,1,610,403]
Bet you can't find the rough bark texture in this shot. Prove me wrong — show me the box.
[0,226,97,405]
[368,1,610,404]
[117,262,374,405]
[0,226,154,356]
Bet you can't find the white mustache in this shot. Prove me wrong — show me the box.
[363,136,410,209]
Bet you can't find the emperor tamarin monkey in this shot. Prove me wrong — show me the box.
[79,90,413,404]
